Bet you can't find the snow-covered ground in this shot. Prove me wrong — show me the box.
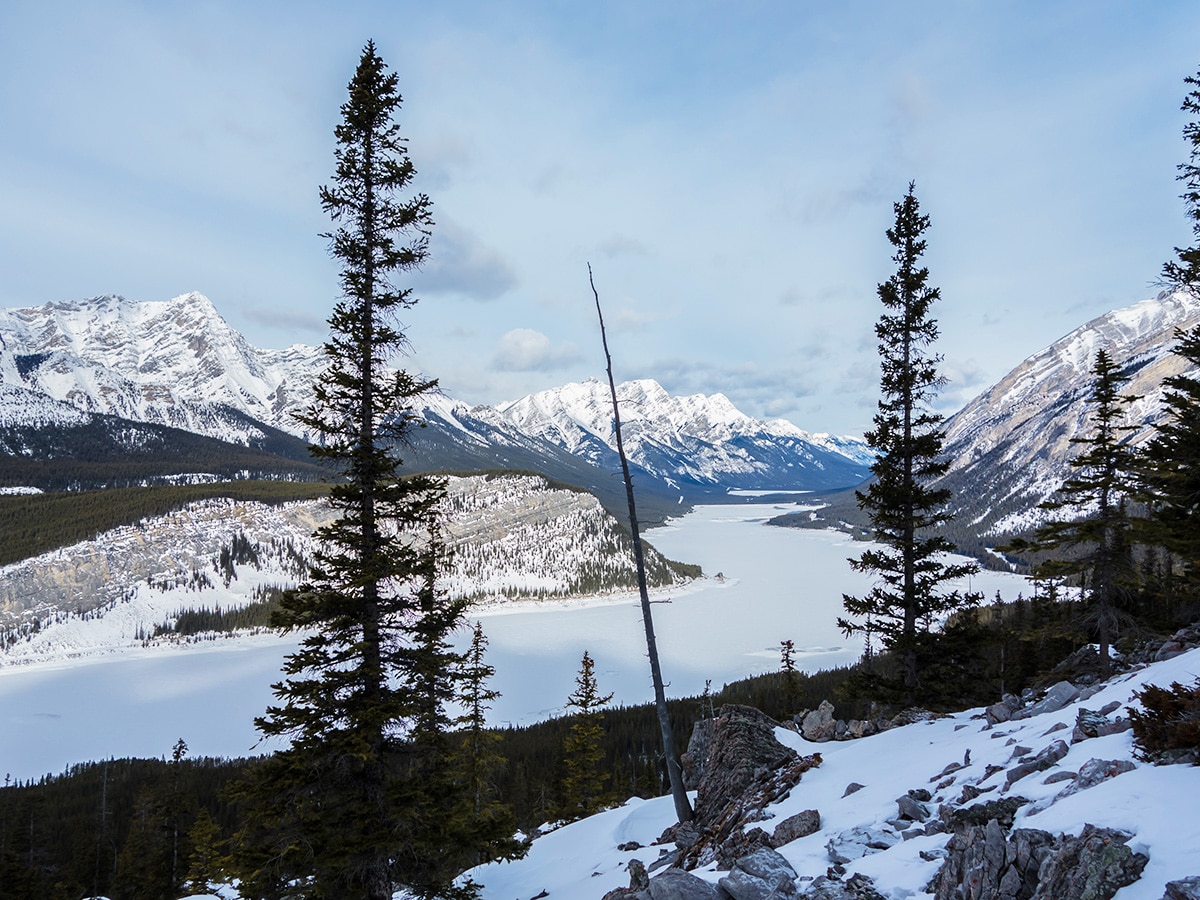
[0,503,1029,782]
[465,646,1200,900]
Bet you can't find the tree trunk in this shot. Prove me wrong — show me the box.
[589,265,693,824]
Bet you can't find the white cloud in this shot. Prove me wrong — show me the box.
[492,329,581,372]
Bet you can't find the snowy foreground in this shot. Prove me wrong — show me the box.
[464,647,1200,900]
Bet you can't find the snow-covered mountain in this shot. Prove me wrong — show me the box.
[479,378,872,492]
[0,293,872,499]
[939,288,1200,537]
[0,292,324,442]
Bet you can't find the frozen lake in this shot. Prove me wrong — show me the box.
[0,503,1028,781]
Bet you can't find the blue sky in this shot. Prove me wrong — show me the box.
[2,1,1198,435]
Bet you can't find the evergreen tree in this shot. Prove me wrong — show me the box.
[1163,68,1200,290]
[557,651,614,821]
[1141,327,1200,610]
[839,183,978,707]
[165,738,191,898]
[1018,350,1139,674]
[1145,68,1200,609]
[183,807,226,896]
[229,42,468,900]
[450,622,525,871]
[780,639,800,715]
[113,786,170,900]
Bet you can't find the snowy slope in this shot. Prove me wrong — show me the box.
[466,646,1200,900]
[937,288,1200,537]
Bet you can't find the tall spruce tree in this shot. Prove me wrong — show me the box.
[1143,311,1200,606]
[1163,68,1200,290]
[450,622,524,871]
[1021,350,1138,675]
[839,183,978,707]
[1144,67,1200,602]
[557,650,614,822]
[229,42,472,900]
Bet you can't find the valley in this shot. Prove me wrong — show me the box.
[0,501,1029,783]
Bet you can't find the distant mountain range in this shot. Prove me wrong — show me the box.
[772,288,1200,553]
[0,293,874,515]
[11,287,1192,554]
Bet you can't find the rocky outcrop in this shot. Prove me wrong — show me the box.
[674,706,821,870]
[1164,876,1200,899]
[931,821,1057,900]
[1035,824,1148,899]
[687,706,799,823]
[931,821,1147,900]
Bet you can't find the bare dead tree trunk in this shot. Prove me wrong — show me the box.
[588,263,694,824]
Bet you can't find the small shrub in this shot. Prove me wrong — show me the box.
[1128,677,1200,763]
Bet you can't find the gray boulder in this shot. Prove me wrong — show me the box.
[643,868,721,900]
[802,700,837,742]
[1015,681,1080,720]
[718,848,799,900]
[1053,758,1136,801]
[826,826,901,863]
[896,793,931,823]
[1072,707,1133,743]
[987,694,1022,725]
[771,809,821,846]
[797,874,885,899]
[1164,876,1200,899]
[1004,740,1069,790]
[1072,708,1110,742]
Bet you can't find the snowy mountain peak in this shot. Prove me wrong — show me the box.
[939,287,1200,536]
[1,293,870,492]
[489,377,872,490]
[0,292,326,441]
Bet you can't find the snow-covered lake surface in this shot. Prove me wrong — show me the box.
[0,503,1028,781]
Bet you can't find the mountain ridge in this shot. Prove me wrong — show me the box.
[0,292,874,501]
[768,288,1200,553]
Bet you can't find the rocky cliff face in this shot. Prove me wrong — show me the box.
[0,473,696,662]
[938,289,1200,538]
